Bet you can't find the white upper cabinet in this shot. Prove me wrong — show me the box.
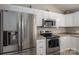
[48,12,56,19]
[56,13,65,27]
[35,11,44,26]
[65,14,74,27]
[35,11,51,27]
[35,9,79,27]
[73,12,79,27]
[43,11,49,20]
[43,11,57,20]
[64,12,79,27]
[65,12,79,27]
[35,11,58,27]
[56,13,76,27]
[56,12,79,27]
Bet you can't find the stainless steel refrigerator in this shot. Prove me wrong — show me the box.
[0,10,37,55]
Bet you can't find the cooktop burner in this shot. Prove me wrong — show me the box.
[46,35,60,39]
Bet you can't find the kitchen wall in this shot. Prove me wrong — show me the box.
[14,4,62,13]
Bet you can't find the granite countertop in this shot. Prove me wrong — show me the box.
[37,36,46,40]
[55,32,79,37]
[37,32,79,39]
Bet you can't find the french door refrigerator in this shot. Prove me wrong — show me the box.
[0,10,36,55]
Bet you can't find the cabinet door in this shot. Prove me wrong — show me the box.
[60,37,71,50]
[36,39,46,55]
[44,12,58,20]
[65,12,79,27]
[35,12,43,26]
[56,13,75,27]
[65,14,73,27]
[43,11,49,20]
[60,36,77,51]
[56,14,65,27]
[70,37,77,50]
[73,12,79,26]
[71,37,79,52]
[51,12,58,20]
[76,37,79,52]
[48,12,54,19]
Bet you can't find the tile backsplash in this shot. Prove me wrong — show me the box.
[65,27,79,33]
[37,27,79,37]
[37,27,66,36]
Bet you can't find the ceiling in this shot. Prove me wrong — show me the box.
[53,4,79,12]
[15,4,79,13]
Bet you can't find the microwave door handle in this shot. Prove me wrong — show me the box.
[42,19,45,27]
[52,21,53,25]
[53,21,55,26]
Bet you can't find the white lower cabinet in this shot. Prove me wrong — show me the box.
[60,36,79,54]
[76,37,79,52]
[36,38,46,55]
[60,36,72,50]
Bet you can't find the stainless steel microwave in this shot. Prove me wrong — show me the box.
[42,19,56,27]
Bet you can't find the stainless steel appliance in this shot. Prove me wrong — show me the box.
[40,31,60,55]
[3,31,17,46]
[42,19,56,27]
[47,36,60,54]
[0,10,36,55]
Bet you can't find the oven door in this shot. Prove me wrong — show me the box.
[47,38,60,54]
